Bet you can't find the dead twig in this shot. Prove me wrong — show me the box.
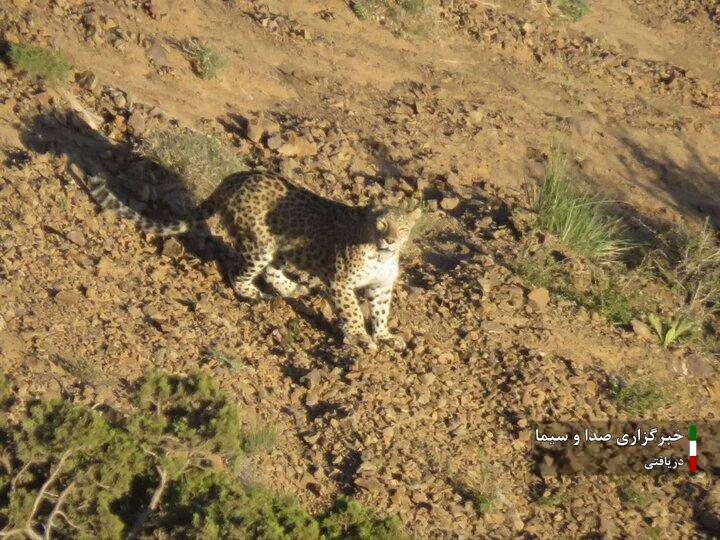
[126,465,168,540]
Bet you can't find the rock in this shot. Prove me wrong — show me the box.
[55,290,83,306]
[685,355,715,378]
[97,256,117,277]
[127,110,146,137]
[146,38,171,69]
[76,70,98,91]
[419,372,436,386]
[440,197,460,211]
[67,230,87,246]
[527,287,550,311]
[147,0,169,19]
[245,120,265,143]
[630,319,654,341]
[161,237,184,258]
[467,109,484,124]
[480,320,504,334]
[266,134,283,150]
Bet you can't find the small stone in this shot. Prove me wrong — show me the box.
[127,110,146,137]
[685,355,715,378]
[480,320,504,334]
[630,319,654,341]
[440,197,460,211]
[147,0,169,19]
[419,372,436,386]
[55,290,83,306]
[77,70,98,91]
[67,230,87,246]
[245,120,265,143]
[161,237,184,258]
[521,22,534,35]
[266,134,283,150]
[527,287,550,311]
[113,93,127,108]
[468,109,484,124]
[97,256,117,277]
[277,142,298,156]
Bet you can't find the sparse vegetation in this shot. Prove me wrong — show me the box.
[179,38,226,79]
[619,484,656,507]
[7,42,71,85]
[137,129,247,200]
[611,378,668,416]
[241,422,279,454]
[537,488,571,507]
[530,147,628,263]
[451,453,499,515]
[646,313,695,347]
[0,371,405,539]
[211,347,245,372]
[349,0,431,34]
[646,219,720,347]
[513,246,640,327]
[552,0,590,21]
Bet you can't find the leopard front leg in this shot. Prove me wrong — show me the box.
[330,281,376,350]
[367,284,405,351]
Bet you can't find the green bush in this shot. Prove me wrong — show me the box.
[8,42,71,85]
[0,372,405,539]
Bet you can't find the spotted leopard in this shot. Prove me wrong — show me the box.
[88,171,421,350]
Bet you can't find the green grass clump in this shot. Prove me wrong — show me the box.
[350,0,372,19]
[137,128,246,200]
[531,148,627,263]
[552,0,590,21]
[0,371,406,539]
[180,38,225,79]
[7,42,71,85]
[611,378,668,416]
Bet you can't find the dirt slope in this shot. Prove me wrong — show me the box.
[1,0,720,538]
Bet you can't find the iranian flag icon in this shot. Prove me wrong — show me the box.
[689,424,697,473]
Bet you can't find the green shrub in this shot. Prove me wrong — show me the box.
[179,38,225,79]
[0,371,406,539]
[8,42,71,85]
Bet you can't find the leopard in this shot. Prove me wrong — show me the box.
[87,170,421,350]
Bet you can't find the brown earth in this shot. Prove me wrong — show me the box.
[1,0,720,538]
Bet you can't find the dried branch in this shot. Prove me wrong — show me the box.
[44,481,75,540]
[10,460,34,491]
[26,449,75,528]
[126,465,168,540]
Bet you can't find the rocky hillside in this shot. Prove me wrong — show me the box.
[1,0,719,538]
